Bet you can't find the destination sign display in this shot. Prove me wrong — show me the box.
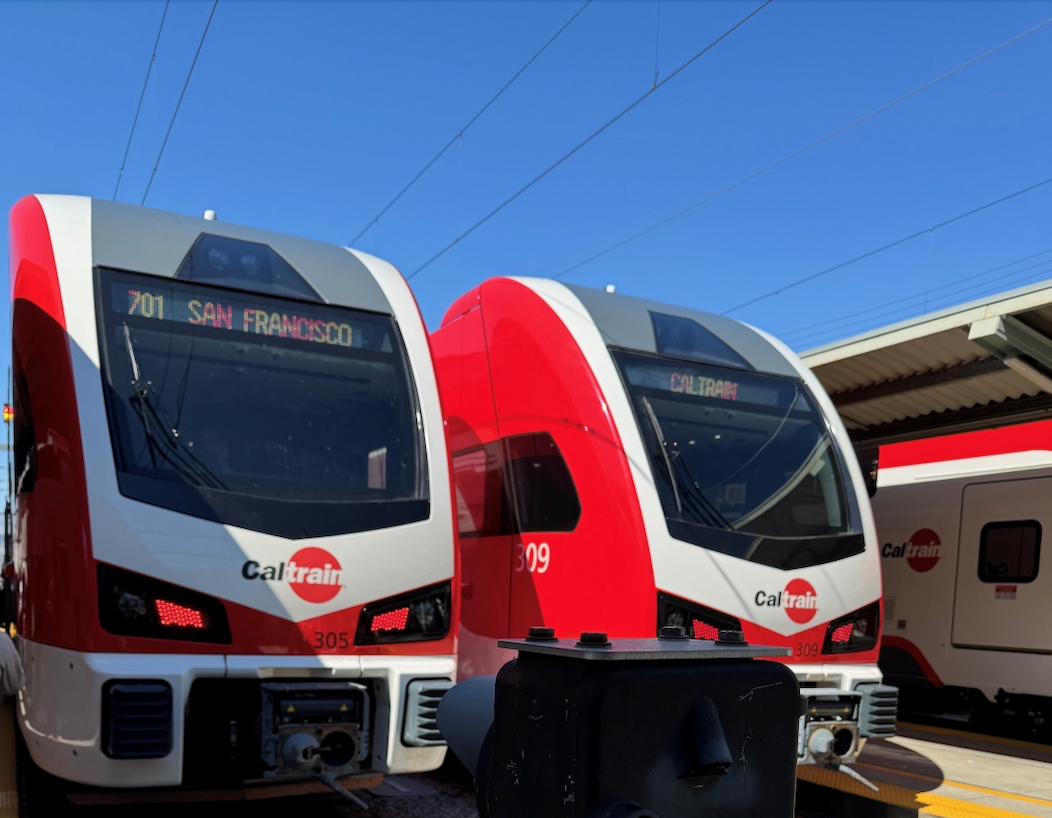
[669,371,739,401]
[109,280,367,349]
[621,359,792,409]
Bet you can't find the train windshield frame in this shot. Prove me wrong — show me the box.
[612,349,864,570]
[94,267,429,539]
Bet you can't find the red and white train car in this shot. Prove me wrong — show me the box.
[5,195,456,794]
[875,419,1052,732]
[431,277,890,730]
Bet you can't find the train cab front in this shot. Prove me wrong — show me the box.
[434,278,896,772]
[599,298,899,767]
[7,195,457,794]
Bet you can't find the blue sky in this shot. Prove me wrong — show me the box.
[2,0,1051,360]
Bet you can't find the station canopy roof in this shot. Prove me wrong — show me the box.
[801,278,1052,447]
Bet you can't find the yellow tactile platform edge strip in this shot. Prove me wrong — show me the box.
[797,765,1043,818]
[0,697,18,818]
[853,762,1052,811]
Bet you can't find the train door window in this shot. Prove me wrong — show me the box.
[978,521,1041,583]
[12,371,35,494]
[452,442,511,538]
[502,433,581,532]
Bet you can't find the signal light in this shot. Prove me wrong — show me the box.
[370,606,409,632]
[823,602,880,654]
[154,599,207,629]
[2,404,12,423]
[355,582,451,646]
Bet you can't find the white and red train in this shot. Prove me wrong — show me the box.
[875,419,1052,734]
[431,277,894,757]
[4,194,457,794]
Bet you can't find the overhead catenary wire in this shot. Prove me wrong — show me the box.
[782,248,1052,344]
[141,0,219,206]
[721,175,1052,316]
[407,0,773,280]
[792,261,1052,351]
[787,257,1052,349]
[113,0,170,201]
[796,261,1052,350]
[651,0,662,89]
[350,0,593,246]
[551,14,1052,281]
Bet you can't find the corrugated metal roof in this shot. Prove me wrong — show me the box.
[801,278,1052,445]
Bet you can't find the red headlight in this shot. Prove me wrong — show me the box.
[98,563,230,644]
[355,583,451,645]
[823,603,880,654]
[370,606,410,633]
[658,593,740,642]
[154,599,207,629]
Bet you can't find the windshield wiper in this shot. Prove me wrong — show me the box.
[642,397,683,514]
[669,454,733,531]
[642,397,733,530]
[123,324,228,491]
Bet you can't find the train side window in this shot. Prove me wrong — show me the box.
[978,521,1041,583]
[12,371,36,494]
[502,433,581,533]
[452,442,511,538]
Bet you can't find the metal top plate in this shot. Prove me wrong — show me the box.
[497,637,792,661]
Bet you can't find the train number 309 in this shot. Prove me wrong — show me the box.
[515,542,550,573]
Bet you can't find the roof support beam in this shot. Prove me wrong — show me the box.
[829,357,1006,407]
[848,392,1052,447]
[969,314,1052,373]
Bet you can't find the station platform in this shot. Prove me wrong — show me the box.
[798,722,1052,817]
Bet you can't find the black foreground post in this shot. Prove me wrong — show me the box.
[439,628,801,818]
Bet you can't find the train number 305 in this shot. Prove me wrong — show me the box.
[312,632,350,649]
[515,542,550,573]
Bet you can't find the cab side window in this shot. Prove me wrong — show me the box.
[452,442,510,538]
[452,433,581,536]
[502,433,581,533]
[978,520,1040,583]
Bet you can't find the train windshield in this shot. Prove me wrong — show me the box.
[95,268,428,539]
[614,351,864,569]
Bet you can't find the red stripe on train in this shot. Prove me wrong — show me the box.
[881,418,1052,468]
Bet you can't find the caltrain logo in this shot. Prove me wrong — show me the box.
[241,547,343,603]
[882,528,941,573]
[754,579,819,624]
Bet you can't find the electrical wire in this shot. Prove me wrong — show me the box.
[782,248,1052,344]
[114,1,170,201]
[794,264,1052,351]
[141,0,219,206]
[407,0,773,280]
[551,14,1052,281]
[721,174,1052,316]
[350,0,593,246]
[789,258,1052,349]
[651,0,662,89]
